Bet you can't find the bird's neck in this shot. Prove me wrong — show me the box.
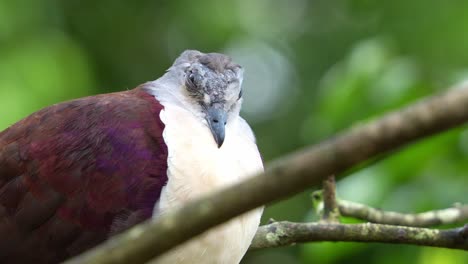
[143,73,201,120]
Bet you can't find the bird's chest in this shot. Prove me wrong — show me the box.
[157,105,261,205]
[153,105,263,263]
[151,209,262,264]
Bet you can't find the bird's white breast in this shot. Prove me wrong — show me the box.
[152,103,263,264]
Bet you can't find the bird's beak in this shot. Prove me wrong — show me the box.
[206,105,227,148]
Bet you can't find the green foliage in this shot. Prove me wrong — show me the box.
[1,1,467,263]
[0,33,94,127]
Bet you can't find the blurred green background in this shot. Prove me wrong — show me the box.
[1,0,467,263]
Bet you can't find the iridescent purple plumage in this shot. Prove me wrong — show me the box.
[0,87,168,263]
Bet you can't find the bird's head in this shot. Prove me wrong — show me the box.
[161,50,244,148]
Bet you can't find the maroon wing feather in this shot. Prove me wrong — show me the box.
[0,87,168,263]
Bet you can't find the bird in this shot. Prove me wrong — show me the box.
[0,50,264,264]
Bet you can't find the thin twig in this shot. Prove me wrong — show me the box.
[339,201,468,227]
[321,175,340,222]
[251,221,468,250]
[66,84,468,264]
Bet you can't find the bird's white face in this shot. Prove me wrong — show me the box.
[172,50,245,147]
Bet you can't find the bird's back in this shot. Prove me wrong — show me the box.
[0,88,168,263]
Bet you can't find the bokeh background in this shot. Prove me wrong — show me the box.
[1,0,467,263]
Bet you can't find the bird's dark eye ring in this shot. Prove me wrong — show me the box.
[188,73,196,84]
[186,72,197,91]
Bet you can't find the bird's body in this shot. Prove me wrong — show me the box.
[0,50,263,263]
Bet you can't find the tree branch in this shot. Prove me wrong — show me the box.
[250,222,468,250]
[250,202,468,250]
[66,84,468,264]
[321,175,340,222]
[339,201,468,227]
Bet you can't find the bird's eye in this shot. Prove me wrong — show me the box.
[188,73,196,84]
[186,72,198,91]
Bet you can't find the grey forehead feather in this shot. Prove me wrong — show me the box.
[174,50,243,103]
[199,53,240,73]
[172,50,203,66]
[173,50,241,73]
